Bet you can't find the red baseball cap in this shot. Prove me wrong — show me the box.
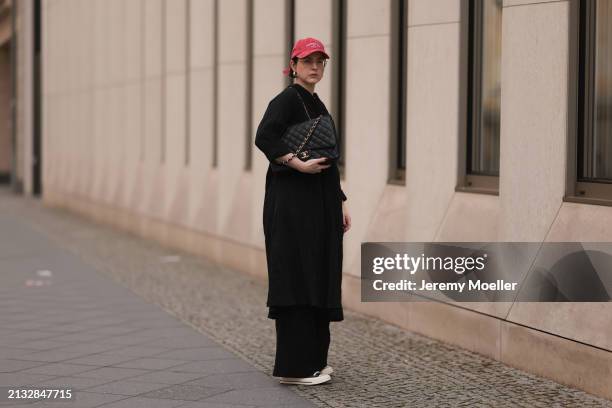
[283,37,330,76]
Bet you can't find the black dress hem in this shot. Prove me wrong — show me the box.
[268,305,344,322]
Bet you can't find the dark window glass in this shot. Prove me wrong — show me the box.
[245,0,253,170]
[389,0,407,183]
[332,0,346,173]
[285,0,295,88]
[579,0,612,182]
[468,0,502,176]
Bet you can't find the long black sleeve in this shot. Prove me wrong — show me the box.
[255,96,292,166]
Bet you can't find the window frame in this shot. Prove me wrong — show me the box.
[212,0,219,168]
[332,0,346,179]
[244,0,253,171]
[388,0,407,185]
[566,0,612,205]
[185,0,192,166]
[456,0,500,196]
[284,0,294,88]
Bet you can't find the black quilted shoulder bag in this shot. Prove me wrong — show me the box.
[280,87,339,162]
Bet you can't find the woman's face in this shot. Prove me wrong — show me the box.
[291,52,327,85]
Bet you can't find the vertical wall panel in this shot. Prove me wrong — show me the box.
[342,0,391,264]
[189,0,214,172]
[251,0,286,245]
[164,0,187,170]
[143,0,163,164]
[217,0,248,229]
[121,0,143,208]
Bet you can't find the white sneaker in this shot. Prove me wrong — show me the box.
[279,371,331,385]
[320,365,333,375]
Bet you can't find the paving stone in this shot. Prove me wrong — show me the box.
[11,340,75,351]
[25,391,126,408]
[38,332,106,343]
[2,330,62,342]
[46,342,121,355]
[84,379,173,396]
[91,396,186,408]
[111,357,188,370]
[127,371,205,385]
[203,387,313,406]
[99,345,172,358]
[2,321,64,331]
[16,350,92,363]
[141,383,230,401]
[19,362,99,376]
[177,402,256,408]
[0,359,46,373]
[96,334,159,346]
[169,359,260,375]
[185,372,284,390]
[0,372,55,387]
[62,352,140,367]
[0,348,40,360]
[153,347,238,361]
[146,337,220,349]
[30,375,116,390]
[76,366,151,381]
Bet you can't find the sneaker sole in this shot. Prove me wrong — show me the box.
[279,374,331,385]
[321,367,333,375]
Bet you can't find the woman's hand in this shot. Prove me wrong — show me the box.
[342,201,351,233]
[294,157,331,174]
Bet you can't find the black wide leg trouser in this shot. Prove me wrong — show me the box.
[272,307,331,378]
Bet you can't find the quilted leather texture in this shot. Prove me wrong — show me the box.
[281,115,339,161]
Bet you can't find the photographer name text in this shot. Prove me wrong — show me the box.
[372,279,518,292]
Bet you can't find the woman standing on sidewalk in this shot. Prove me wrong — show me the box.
[254,37,351,386]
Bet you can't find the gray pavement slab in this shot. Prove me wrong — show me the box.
[28,391,127,407]
[1,188,611,407]
[0,190,315,407]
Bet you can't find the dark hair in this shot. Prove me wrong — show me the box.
[289,57,298,78]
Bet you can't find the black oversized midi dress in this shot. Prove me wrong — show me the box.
[254,83,346,322]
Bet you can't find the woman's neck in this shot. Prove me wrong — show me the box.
[294,79,315,95]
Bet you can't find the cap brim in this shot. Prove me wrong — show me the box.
[295,49,330,59]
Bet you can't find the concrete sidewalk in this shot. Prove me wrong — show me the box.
[1,188,611,408]
[0,191,315,407]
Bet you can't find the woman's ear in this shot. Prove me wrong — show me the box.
[288,60,297,78]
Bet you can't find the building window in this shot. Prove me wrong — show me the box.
[568,0,612,203]
[332,0,346,177]
[285,0,294,88]
[389,0,407,184]
[579,1,612,180]
[461,0,502,193]
[185,0,191,166]
[245,0,253,171]
[161,0,167,164]
[212,0,219,168]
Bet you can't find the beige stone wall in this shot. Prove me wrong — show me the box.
[40,0,612,398]
[10,0,33,193]
[0,45,10,174]
[14,0,23,187]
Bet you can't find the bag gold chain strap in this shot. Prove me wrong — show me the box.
[293,86,312,120]
[291,86,322,160]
